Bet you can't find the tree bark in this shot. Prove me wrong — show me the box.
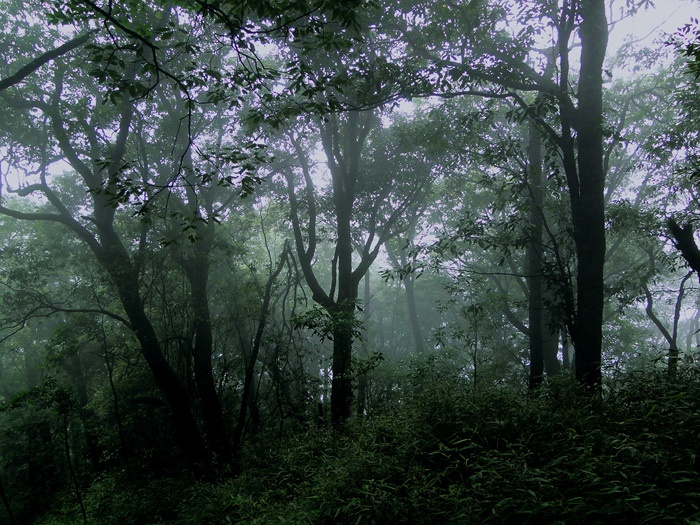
[183,252,230,463]
[569,0,608,392]
[330,310,354,424]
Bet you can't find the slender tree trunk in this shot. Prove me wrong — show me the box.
[62,413,87,525]
[642,271,692,380]
[571,0,608,392]
[63,353,102,472]
[527,121,545,391]
[386,240,425,354]
[103,346,132,480]
[185,255,230,463]
[542,308,561,376]
[232,248,287,455]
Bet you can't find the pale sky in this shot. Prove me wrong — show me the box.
[608,0,698,53]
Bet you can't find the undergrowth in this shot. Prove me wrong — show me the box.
[36,370,700,524]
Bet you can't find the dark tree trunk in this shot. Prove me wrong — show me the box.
[0,66,211,470]
[96,230,209,468]
[642,269,692,381]
[185,255,230,463]
[570,0,608,392]
[330,296,356,425]
[286,108,414,425]
[330,143,360,424]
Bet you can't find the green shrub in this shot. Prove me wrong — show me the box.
[34,370,700,524]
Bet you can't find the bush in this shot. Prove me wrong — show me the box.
[34,370,700,524]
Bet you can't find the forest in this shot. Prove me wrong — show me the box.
[1,0,700,523]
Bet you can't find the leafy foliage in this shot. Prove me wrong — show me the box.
[29,369,700,524]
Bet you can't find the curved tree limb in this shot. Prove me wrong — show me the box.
[0,30,98,92]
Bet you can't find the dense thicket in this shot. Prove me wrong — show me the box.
[34,371,700,524]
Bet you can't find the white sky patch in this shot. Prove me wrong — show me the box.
[608,0,696,52]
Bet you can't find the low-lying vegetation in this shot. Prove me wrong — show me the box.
[36,370,700,525]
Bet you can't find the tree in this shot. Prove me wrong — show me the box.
[0,0,370,464]
[394,0,610,390]
[281,111,433,423]
[1,75,211,468]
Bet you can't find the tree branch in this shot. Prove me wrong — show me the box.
[0,30,98,91]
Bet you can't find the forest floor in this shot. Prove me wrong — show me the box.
[37,370,700,525]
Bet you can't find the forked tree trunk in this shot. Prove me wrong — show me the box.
[185,255,230,463]
[101,248,209,467]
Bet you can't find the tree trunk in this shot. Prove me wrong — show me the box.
[63,353,102,472]
[185,255,230,463]
[542,308,561,376]
[527,120,545,391]
[642,271,692,380]
[386,240,425,354]
[62,413,87,525]
[330,300,355,425]
[570,0,608,392]
[97,230,209,468]
[287,109,398,426]
[668,219,700,280]
[232,248,287,455]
